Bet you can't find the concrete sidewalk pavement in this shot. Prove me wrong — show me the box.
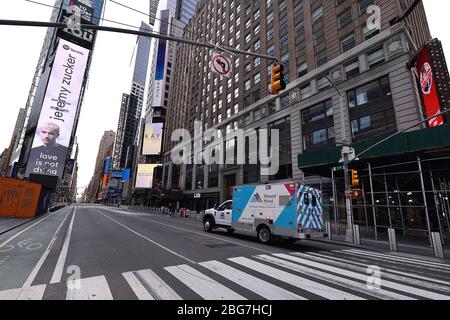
[0,217,33,235]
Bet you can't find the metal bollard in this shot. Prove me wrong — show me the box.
[353,225,361,245]
[326,222,332,240]
[388,228,398,252]
[431,232,445,259]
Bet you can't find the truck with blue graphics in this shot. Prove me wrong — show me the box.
[203,183,325,244]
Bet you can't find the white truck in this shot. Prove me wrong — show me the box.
[203,183,325,244]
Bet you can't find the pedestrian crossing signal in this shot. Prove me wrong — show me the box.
[269,64,286,95]
[351,170,360,187]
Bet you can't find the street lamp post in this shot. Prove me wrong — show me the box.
[326,76,354,242]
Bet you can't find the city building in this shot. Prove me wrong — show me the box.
[149,0,161,26]
[161,0,450,237]
[1,108,25,176]
[86,130,116,202]
[112,22,152,171]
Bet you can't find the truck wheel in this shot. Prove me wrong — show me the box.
[203,217,214,233]
[257,226,271,244]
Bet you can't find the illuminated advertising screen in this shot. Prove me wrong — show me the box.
[416,47,444,127]
[59,0,104,49]
[25,39,90,179]
[135,164,161,189]
[142,123,163,155]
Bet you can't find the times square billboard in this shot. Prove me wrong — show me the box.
[58,0,105,49]
[25,39,90,179]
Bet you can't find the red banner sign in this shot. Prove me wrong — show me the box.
[416,47,444,127]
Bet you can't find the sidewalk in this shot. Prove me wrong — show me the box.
[0,217,33,235]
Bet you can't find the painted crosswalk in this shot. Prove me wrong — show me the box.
[0,249,449,300]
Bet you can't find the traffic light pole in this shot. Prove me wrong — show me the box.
[0,19,278,62]
[342,147,354,242]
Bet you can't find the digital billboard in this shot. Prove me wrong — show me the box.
[142,123,163,155]
[135,164,161,189]
[25,39,90,179]
[416,47,444,127]
[59,0,105,49]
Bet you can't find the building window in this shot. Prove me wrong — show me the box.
[298,63,308,77]
[297,41,306,56]
[341,34,356,53]
[317,76,331,91]
[280,34,289,48]
[268,117,292,181]
[358,0,375,14]
[368,48,385,68]
[363,24,380,41]
[347,77,396,141]
[314,28,325,46]
[243,132,259,184]
[345,60,360,79]
[339,8,352,28]
[312,7,324,23]
[302,99,335,151]
[316,50,327,67]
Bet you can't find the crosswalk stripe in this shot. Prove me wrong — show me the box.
[229,257,364,300]
[0,285,46,300]
[66,276,113,300]
[308,252,450,288]
[342,249,450,271]
[283,253,450,300]
[199,260,305,300]
[255,255,413,300]
[165,264,246,300]
[123,269,181,300]
[295,252,450,294]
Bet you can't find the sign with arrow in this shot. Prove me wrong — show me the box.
[211,53,232,78]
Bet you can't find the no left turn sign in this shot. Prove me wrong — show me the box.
[211,53,232,78]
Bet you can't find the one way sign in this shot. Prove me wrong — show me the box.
[211,53,232,78]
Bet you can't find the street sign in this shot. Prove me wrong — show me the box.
[345,189,362,199]
[211,53,232,78]
[333,165,344,172]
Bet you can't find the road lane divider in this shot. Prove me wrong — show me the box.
[22,207,73,288]
[50,206,76,284]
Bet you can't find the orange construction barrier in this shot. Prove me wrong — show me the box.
[0,178,42,218]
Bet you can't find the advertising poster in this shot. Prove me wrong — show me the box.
[135,164,161,189]
[416,47,444,127]
[142,123,163,155]
[25,39,90,179]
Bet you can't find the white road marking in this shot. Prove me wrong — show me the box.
[343,249,450,270]
[94,209,196,264]
[66,276,113,300]
[199,260,305,300]
[123,269,181,300]
[229,257,364,300]
[0,285,46,300]
[50,207,76,284]
[165,264,246,300]
[284,253,450,300]
[255,254,414,300]
[22,208,73,288]
[307,251,450,289]
[0,208,65,248]
[99,208,275,255]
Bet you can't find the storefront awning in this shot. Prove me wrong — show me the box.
[298,124,450,171]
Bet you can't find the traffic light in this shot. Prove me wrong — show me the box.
[351,169,360,187]
[269,64,286,95]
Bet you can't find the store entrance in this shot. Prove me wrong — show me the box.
[224,174,236,201]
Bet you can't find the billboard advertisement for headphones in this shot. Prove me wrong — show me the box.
[25,38,90,179]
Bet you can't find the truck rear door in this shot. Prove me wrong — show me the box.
[296,185,324,236]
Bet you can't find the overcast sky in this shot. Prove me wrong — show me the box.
[0,0,448,197]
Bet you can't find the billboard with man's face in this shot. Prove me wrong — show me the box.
[25,38,90,179]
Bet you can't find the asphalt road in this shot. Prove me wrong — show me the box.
[0,204,450,300]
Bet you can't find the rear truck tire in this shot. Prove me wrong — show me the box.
[257,226,272,244]
[203,216,214,233]
[226,228,235,234]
